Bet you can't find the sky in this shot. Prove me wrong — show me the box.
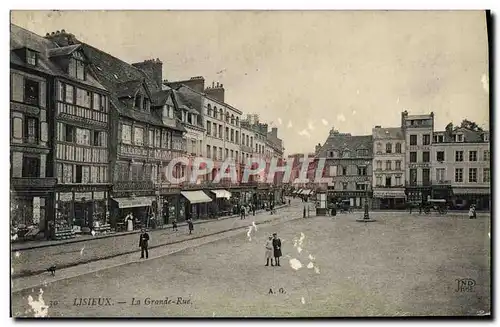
[11,10,490,155]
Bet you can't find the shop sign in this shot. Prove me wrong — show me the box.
[75,192,93,201]
[59,192,73,201]
[373,191,406,198]
[94,191,105,200]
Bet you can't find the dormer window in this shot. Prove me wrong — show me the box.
[483,133,489,142]
[455,134,464,142]
[26,49,37,66]
[135,94,142,109]
[68,52,85,80]
[342,151,350,158]
[142,98,149,111]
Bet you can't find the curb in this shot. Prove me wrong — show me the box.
[11,206,292,279]
[11,205,287,252]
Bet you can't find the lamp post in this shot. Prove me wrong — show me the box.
[356,183,376,222]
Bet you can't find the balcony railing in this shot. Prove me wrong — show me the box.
[11,177,57,189]
[433,180,452,185]
[374,184,405,188]
[405,180,432,187]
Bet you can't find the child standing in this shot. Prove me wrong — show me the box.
[172,218,178,231]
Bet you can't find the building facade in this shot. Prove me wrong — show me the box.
[316,128,373,208]
[10,25,57,239]
[432,127,490,209]
[372,126,406,209]
[401,111,435,203]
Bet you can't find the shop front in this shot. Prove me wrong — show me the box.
[209,189,232,217]
[55,187,110,238]
[451,187,491,210]
[159,190,181,225]
[327,190,374,209]
[373,189,406,210]
[180,190,212,220]
[111,196,155,231]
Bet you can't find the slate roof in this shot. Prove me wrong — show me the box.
[47,44,81,58]
[316,132,373,158]
[10,24,105,90]
[80,43,185,132]
[372,127,404,140]
[435,128,489,143]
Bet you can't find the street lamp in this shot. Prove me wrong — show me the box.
[356,183,376,222]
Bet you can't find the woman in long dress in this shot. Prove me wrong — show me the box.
[265,236,274,266]
[272,233,282,266]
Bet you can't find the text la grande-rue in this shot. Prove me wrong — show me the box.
[131,297,192,305]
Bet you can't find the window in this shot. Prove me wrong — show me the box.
[231,129,234,142]
[225,148,229,159]
[483,133,489,142]
[131,163,144,181]
[340,166,347,176]
[69,57,85,80]
[75,165,83,183]
[135,94,142,109]
[206,145,211,158]
[207,104,212,116]
[24,117,39,144]
[218,147,222,160]
[455,151,464,162]
[410,135,417,146]
[231,115,235,124]
[230,150,234,158]
[436,168,445,182]
[385,176,392,187]
[395,176,401,186]
[143,98,149,111]
[218,125,222,138]
[385,161,392,170]
[155,130,161,147]
[376,160,382,170]
[207,120,211,135]
[148,130,154,147]
[409,169,417,184]
[225,127,229,140]
[386,143,392,154]
[76,88,91,108]
[65,125,75,143]
[357,149,368,157]
[122,125,132,144]
[468,168,477,183]
[436,151,445,162]
[484,150,490,161]
[483,168,490,183]
[395,143,401,153]
[423,151,430,163]
[225,112,230,123]
[422,169,430,184]
[246,135,249,146]
[342,182,348,190]
[455,134,464,142]
[469,151,477,162]
[236,117,239,126]
[357,166,367,176]
[376,142,382,154]
[395,160,401,170]
[76,128,91,145]
[219,108,223,119]
[93,131,106,147]
[235,131,239,143]
[65,84,74,104]
[423,134,430,145]
[455,168,463,183]
[376,176,383,186]
[26,49,37,65]
[24,79,39,105]
[356,183,367,191]
[410,152,417,163]
[22,156,40,178]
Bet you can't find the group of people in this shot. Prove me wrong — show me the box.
[264,233,282,267]
[468,205,478,219]
[240,203,256,219]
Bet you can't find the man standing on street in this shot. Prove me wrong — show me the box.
[272,233,282,266]
[139,228,150,259]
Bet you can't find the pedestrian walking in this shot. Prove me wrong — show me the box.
[272,233,282,266]
[172,218,178,231]
[265,236,274,266]
[139,228,150,259]
[241,205,246,220]
[252,203,256,216]
[187,218,194,234]
[288,199,291,206]
[473,205,477,218]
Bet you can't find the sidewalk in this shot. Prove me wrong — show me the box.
[11,206,284,252]
[11,202,298,279]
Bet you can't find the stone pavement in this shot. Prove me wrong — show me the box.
[11,201,301,280]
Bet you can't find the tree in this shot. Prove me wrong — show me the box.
[459,119,483,132]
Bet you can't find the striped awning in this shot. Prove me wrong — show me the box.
[452,188,491,195]
[112,196,155,209]
[210,189,232,199]
[181,191,213,204]
[297,189,304,194]
[302,189,313,196]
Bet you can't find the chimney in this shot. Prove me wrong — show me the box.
[401,110,408,129]
[315,143,322,154]
[271,127,278,138]
[374,125,381,128]
[44,29,79,46]
[131,58,163,90]
[204,81,225,103]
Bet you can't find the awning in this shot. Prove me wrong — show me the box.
[181,191,213,204]
[453,188,491,195]
[302,189,313,196]
[297,189,304,194]
[112,196,155,209]
[211,189,232,199]
[373,190,406,198]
